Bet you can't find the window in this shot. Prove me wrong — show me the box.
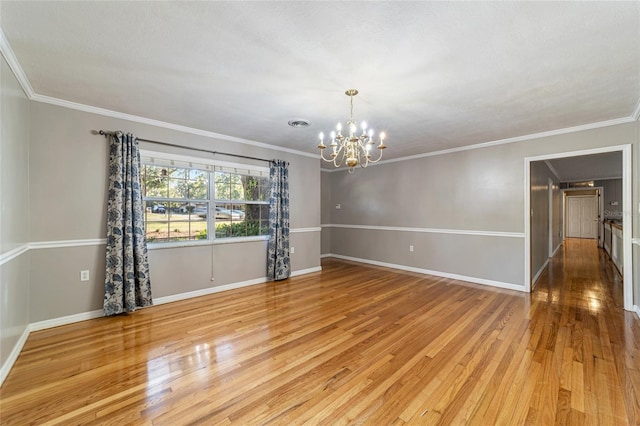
[141,152,270,244]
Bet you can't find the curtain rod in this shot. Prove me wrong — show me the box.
[97,130,271,163]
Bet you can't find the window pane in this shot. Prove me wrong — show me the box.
[215,172,231,200]
[230,183,244,200]
[188,170,208,199]
[258,177,270,202]
[189,169,205,180]
[188,179,207,200]
[169,178,188,199]
[146,220,169,243]
[231,204,246,221]
[241,175,261,201]
[215,224,231,238]
[143,165,169,198]
[168,167,186,179]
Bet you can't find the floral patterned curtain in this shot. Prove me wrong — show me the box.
[104,132,152,316]
[267,160,290,281]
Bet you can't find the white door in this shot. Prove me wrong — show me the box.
[566,195,598,239]
[566,197,582,238]
[580,196,598,239]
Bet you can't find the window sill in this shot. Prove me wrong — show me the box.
[147,235,269,250]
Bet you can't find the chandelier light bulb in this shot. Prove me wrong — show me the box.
[336,123,342,132]
[380,132,386,141]
[368,129,374,138]
[349,123,356,135]
[319,132,324,140]
[361,121,367,131]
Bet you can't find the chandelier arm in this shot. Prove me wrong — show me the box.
[319,149,335,163]
[365,149,385,164]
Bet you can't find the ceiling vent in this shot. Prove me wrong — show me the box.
[288,119,310,128]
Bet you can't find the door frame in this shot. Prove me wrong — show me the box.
[548,178,554,257]
[524,144,633,311]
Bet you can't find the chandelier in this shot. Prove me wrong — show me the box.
[317,89,387,173]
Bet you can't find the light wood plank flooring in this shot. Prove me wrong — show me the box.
[1,238,639,425]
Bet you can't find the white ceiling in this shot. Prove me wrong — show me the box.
[1,1,639,166]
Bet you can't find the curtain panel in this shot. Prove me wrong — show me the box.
[267,160,290,281]
[104,132,153,315]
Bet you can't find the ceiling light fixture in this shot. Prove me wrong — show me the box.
[317,89,387,173]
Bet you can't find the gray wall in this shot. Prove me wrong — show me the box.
[530,161,561,282]
[320,171,332,255]
[323,122,638,290]
[0,56,30,373]
[27,101,321,322]
[595,179,623,220]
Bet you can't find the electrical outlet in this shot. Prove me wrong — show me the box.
[291,247,295,254]
[335,204,341,210]
[409,245,414,252]
[80,270,90,281]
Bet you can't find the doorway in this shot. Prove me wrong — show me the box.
[524,144,633,311]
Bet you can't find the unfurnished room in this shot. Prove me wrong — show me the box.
[1,1,639,425]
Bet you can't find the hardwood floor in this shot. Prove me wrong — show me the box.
[1,238,638,425]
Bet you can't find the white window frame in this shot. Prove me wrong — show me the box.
[140,149,270,249]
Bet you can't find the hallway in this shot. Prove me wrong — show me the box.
[532,237,639,424]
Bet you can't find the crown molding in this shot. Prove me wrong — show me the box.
[321,115,637,173]
[30,93,318,159]
[0,28,34,98]
[371,116,636,168]
[632,96,640,121]
[543,160,562,182]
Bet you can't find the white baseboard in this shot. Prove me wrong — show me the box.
[290,266,322,277]
[154,277,269,305]
[320,253,332,259]
[551,242,562,257]
[531,258,551,289]
[323,253,526,292]
[0,325,30,386]
[634,305,640,319]
[29,309,105,332]
[154,266,322,305]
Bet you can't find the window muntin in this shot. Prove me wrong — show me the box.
[141,157,269,244]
